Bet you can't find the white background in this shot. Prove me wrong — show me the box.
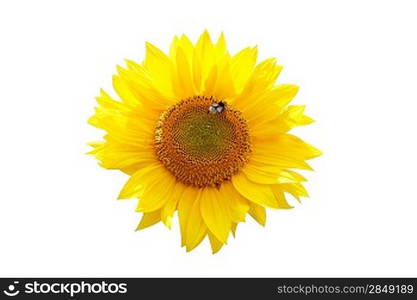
[1,0,416,277]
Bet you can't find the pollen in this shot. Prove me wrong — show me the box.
[155,95,251,188]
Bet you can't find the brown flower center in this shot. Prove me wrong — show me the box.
[154,96,251,188]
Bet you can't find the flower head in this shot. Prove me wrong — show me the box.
[88,31,321,253]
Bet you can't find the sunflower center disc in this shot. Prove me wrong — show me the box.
[155,96,251,188]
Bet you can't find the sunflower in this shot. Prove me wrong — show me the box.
[88,31,321,253]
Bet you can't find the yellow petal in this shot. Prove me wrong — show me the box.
[231,222,238,237]
[118,163,161,199]
[174,47,194,98]
[95,89,126,111]
[271,185,293,209]
[281,182,309,201]
[255,134,322,161]
[169,35,180,59]
[144,42,174,97]
[232,172,279,208]
[242,164,304,185]
[185,191,207,251]
[192,46,203,93]
[284,105,315,126]
[250,107,313,137]
[219,182,249,223]
[274,84,299,108]
[210,56,236,99]
[116,64,174,109]
[200,187,231,244]
[208,231,224,254]
[248,202,266,226]
[196,30,214,55]
[233,58,282,109]
[161,182,187,228]
[170,34,194,61]
[92,144,156,175]
[242,84,299,128]
[230,46,258,93]
[215,32,227,57]
[195,30,215,83]
[136,168,177,212]
[203,65,218,96]
[242,164,281,184]
[136,210,161,230]
[112,74,139,106]
[251,148,314,171]
[178,186,200,247]
[283,170,307,182]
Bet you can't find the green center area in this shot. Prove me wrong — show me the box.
[174,108,234,160]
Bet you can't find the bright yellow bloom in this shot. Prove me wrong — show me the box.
[88,31,321,253]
